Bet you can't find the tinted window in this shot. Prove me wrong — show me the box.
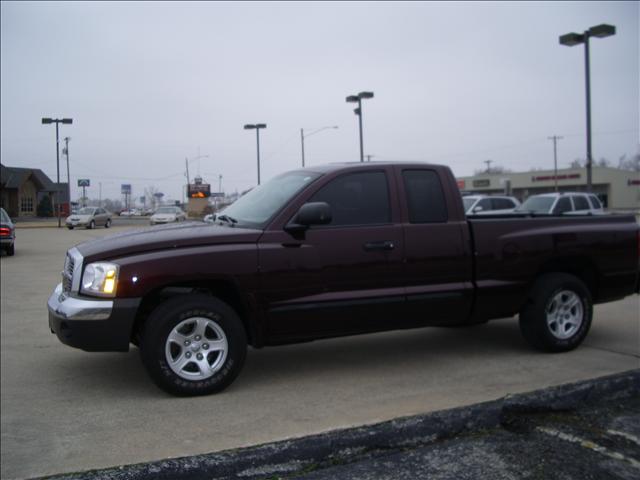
[588,195,602,209]
[402,170,448,223]
[572,195,590,210]
[553,197,573,214]
[491,198,515,210]
[462,198,476,212]
[310,171,390,226]
[477,198,492,210]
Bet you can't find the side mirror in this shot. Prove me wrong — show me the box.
[285,202,332,233]
[473,206,483,213]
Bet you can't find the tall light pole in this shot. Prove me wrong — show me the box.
[548,135,564,192]
[62,137,71,214]
[244,123,267,185]
[300,126,338,167]
[346,91,374,162]
[42,117,72,227]
[559,24,615,192]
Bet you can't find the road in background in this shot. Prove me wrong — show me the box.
[1,226,638,479]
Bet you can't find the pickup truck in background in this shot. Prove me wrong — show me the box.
[48,163,639,396]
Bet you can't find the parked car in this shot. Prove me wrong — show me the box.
[47,163,639,396]
[203,213,216,223]
[119,209,140,217]
[0,207,15,256]
[65,207,112,229]
[463,195,520,215]
[515,192,604,215]
[149,206,187,225]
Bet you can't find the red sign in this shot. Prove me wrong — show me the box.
[531,174,581,182]
[456,180,465,189]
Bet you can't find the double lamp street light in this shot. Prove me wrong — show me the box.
[346,91,374,163]
[559,23,615,192]
[42,117,73,228]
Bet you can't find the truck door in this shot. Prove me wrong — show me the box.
[258,168,405,342]
[397,167,474,325]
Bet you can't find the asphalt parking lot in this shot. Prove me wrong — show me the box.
[1,225,639,479]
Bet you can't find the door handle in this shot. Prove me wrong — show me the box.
[363,241,395,252]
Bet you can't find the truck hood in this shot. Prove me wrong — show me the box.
[76,221,262,261]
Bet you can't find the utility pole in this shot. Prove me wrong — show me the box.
[484,159,493,173]
[300,128,306,167]
[185,158,191,185]
[99,182,102,207]
[41,117,72,227]
[217,174,223,211]
[63,137,71,215]
[548,135,564,192]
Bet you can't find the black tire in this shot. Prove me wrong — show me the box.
[87,220,95,230]
[67,226,74,230]
[519,273,592,352]
[6,244,14,256]
[140,294,247,396]
[105,219,111,228]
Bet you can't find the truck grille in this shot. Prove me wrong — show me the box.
[62,253,75,292]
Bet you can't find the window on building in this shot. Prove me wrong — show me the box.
[309,171,391,226]
[20,196,34,213]
[402,170,448,223]
[572,195,590,211]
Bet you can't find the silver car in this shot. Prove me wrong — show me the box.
[149,206,187,225]
[66,207,112,229]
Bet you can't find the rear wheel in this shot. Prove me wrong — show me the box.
[67,226,74,230]
[6,244,14,256]
[140,294,247,396]
[519,273,592,352]
[105,219,111,228]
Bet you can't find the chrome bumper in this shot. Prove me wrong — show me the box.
[47,283,113,321]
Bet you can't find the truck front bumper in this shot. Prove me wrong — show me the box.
[48,283,140,352]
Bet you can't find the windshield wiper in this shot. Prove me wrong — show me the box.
[217,214,238,226]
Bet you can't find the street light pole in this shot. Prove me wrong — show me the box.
[346,92,374,162]
[42,117,72,227]
[559,24,615,192]
[63,137,71,214]
[300,126,339,167]
[548,135,563,192]
[244,124,267,185]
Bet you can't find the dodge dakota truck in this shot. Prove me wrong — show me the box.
[48,163,639,396]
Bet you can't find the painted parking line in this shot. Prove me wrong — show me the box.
[536,426,640,470]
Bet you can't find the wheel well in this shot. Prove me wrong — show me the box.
[132,280,255,346]
[536,257,599,300]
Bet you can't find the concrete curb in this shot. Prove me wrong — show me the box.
[38,369,640,480]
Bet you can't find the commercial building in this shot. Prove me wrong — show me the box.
[456,166,639,210]
[0,164,69,217]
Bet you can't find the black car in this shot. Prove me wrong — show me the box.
[0,207,15,256]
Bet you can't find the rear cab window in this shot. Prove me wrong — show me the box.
[572,195,590,211]
[588,195,602,209]
[402,170,448,223]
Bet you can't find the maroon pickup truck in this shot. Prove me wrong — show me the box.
[48,163,639,396]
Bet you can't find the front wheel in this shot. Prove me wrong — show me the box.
[105,219,111,228]
[87,220,95,230]
[519,273,592,352]
[140,294,247,396]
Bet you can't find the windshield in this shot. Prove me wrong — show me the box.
[78,207,96,215]
[462,198,476,212]
[156,207,177,214]
[516,196,555,213]
[220,170,322,227]
[0,208,9,223]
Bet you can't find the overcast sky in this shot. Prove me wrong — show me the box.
[1,1,638,203]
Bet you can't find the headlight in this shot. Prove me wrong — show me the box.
[81,262,119,297]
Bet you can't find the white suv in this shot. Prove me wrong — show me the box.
[516,192,604,215]
[463,195,520,215]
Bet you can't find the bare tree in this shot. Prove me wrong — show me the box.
[144,185,161,210]
[570,159,583,169]
[473,165,512,175]
[617,152,640,171]
[597,157,610,167]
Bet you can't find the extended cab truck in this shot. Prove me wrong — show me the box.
[47,163,640,396]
